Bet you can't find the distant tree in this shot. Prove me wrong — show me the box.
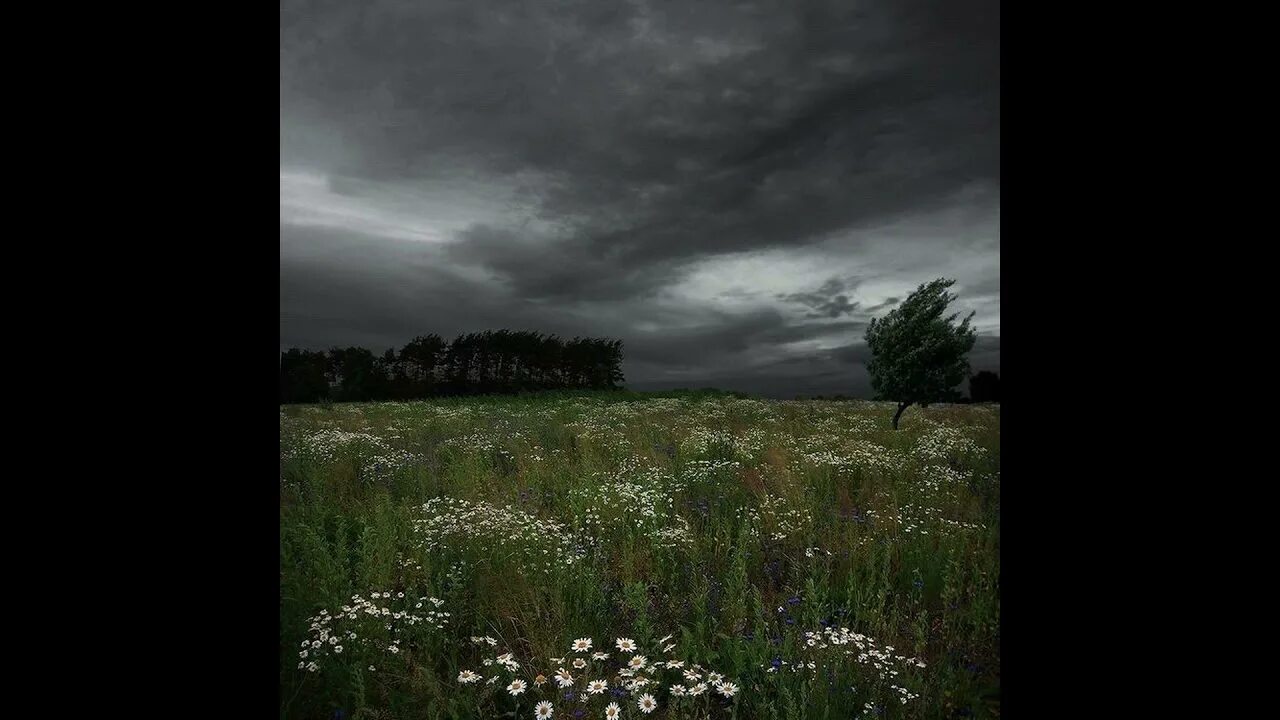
[536,334,564,390]
[279,329,624,402]
[969,370,1001,403]
[603,338,625,389]
[280,349,330,403]
[399,334,446,396]
[865,278,977,430]
[327,346,380,402]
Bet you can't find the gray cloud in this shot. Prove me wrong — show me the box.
[281,0,999,398]
[778,277,863,318]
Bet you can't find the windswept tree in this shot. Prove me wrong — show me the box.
[865,278,977,430]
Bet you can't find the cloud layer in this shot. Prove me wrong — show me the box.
[281,0,1000,397]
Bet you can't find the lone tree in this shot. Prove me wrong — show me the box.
[865,278,977,429]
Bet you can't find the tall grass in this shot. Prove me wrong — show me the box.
[281,393,999,719]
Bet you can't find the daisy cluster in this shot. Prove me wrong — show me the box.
[297,592,448,673]
[282,429,394,464]
[841,440,907,472]
[841,414,882,435]
[785,433,904,475]
[568,422,634,456]
[911,426,986,465]
[678,427,734,456]
[677,458,742,487]
[438,431,503,455]
[456,633,739,717]
[769,626,924,705]
[411,497,588,574]
[688,403,729,423]
[913,463,972,499]
[359,448,420,482]
[679,427,766,460]
[571,463,691,550]
[895,503,985,535]
[739,493,815,542]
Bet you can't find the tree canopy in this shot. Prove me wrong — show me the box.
[865,278,977,429]
[280,330,625,403]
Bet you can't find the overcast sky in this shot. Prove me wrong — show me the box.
[281,0,999,398]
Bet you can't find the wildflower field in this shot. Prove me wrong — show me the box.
[280,392,1000,720]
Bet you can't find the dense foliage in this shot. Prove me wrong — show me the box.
[865,280,978,429]
[281,330,625,403]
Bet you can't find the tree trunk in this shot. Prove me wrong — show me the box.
[892,402,911,430]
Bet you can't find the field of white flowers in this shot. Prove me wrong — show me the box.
[280,392,1000,720]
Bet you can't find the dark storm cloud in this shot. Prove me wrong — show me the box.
[281,0,999,397]
[625,310,866,367]
[864,297,900,313]
[778,277,863,318]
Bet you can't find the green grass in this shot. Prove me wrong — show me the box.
[280,392,1000,720]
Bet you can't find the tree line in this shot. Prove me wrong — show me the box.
[280,330,625,403]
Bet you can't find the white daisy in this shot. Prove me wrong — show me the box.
[572,638,593,652]
[573,658,587,669]
[458,670,480,683]
[604,703,621,720]
[717,681,740,697]
[637,693,657,714]
[535,700,554,719]
[508,679,528,696]
[586,679,608,694]
[615,638,636,652]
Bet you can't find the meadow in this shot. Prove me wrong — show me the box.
[280,391,1000,720]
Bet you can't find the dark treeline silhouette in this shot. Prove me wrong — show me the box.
[969,371,1001,403]
[280,330,625,403]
